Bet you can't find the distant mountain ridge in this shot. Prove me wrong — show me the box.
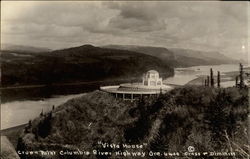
[1,44,173,86]
[169,47,235,64]
[103,45,237,67]
[1,43,51,53]
[1,43,238,86]
[2,43,237,67]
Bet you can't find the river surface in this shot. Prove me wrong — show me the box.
[164,64,242,87]
[0,64,243,130]
[1,93,85,130]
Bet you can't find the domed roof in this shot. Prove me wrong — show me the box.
[147,70,159,74]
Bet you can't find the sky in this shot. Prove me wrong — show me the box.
[1,1,249,60]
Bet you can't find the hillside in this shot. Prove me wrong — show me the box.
[104,45,178,67]
[103,45,237,67]
[1,45,174,87]
[169,48,236,66]
[16,87,249,159]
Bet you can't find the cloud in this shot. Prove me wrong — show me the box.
[1,1,248,60]
[104,2,159,20]
[108,15,166,32]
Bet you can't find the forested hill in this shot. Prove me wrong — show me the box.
[1,45,173,86]
[169,48,237,67]
[17,87,249,159]
[103,45,237,67]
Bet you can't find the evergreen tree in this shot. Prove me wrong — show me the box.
[210,68,214,87]
[28,120,32,128]
[16,137,26,159]
[207,76,210,87]
[35,130,39,140]
[24,126,28,133]
[236,76,238,87]
[239,63,244,88]
[159,87,163,96]
[124,97,150,143]
[48,111,52,120]
[217,71,220,88]
[206,89,230,149]
[40,109,43,117]
[38,115,52,138]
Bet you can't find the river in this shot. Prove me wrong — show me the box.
[164,64,243,87]
[0,64,243,130]
[1,93,85,130]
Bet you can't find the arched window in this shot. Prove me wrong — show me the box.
[150,81,156,86]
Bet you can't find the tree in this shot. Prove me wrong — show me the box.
[236,76,239,87]
[205,89,230,149]
[210,68,214,87]
[217,71,220,88]
[16,137,26,159]
[40,109,43,117]
[239,63,244,88]
[24,126,28,133]
[38,114,52,138]
[159,87,163,96]
[28,120,32,128]
[207,76,210,87]
[124,97,150,143]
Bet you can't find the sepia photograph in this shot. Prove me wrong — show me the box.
[0,1,249,159]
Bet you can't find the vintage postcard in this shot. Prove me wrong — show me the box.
[0,1,249,159]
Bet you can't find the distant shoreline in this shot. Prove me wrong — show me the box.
[1,123,27,149]
[0,78,144,103]
[1,123,27,133]
[0,78,140,90]
[185,69,246,86]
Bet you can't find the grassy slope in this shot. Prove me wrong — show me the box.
[0,136,20,159]
[17,86,249,159]
[16,91,137,158]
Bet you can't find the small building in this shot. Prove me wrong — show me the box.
[100,70,172,101]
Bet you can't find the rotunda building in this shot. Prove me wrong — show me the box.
[100,70,172,101]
